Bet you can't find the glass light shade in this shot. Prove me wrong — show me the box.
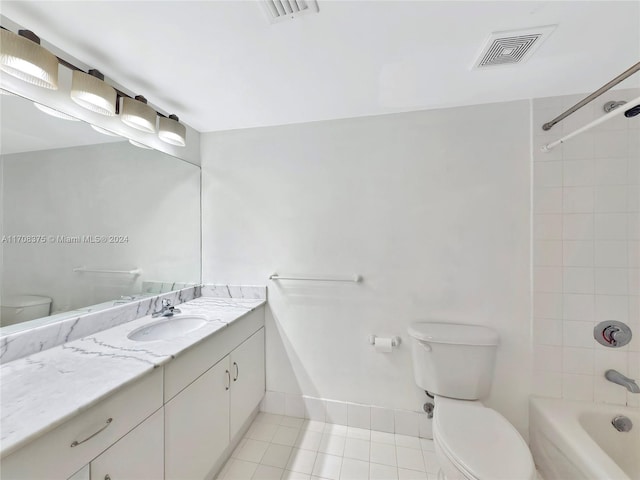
[34,102,79,121]
[70,70,116,116]
[158,115,186,146]
[129,139,152,149]
[0,29,58,89]
[121,96,156,133]
[91,125,120,136]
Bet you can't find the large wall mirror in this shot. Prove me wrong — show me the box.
[0,91,201,333]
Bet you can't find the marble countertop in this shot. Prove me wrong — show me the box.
[0,296,266,458]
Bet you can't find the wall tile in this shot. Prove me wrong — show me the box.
[562,347,594,375]
[347,404,371,429]
[533,293,563,319]
[594,158,628,186]
[563,186,594,213]
[325,400,348,426]
[532,88,640,402]
[593,130,629,159]
[535,214,563,240]
[562,374,594,401]
[563,160,594,186]
[595,186,628,212]
[394,411,420,437]
[563,214,594,239]
[594,295,629,322]
[562,320,594,348]
[303,396,327,422]
[533,318,563,346]
[594,213,627,239]
[371,407,395,434]
[532,370,562,398]
[594,268,628,295]
[563,294,594,321]
[533,345,562,372]
[535,162,563,187]
[534,267,563,292]
[594,240,628,267]
[563,267,594,294]
[563,241,594,267]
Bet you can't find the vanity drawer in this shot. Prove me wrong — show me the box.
[1,368,163,480]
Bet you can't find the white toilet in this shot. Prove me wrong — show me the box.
[408,322,535,480]
[0,294,52,327]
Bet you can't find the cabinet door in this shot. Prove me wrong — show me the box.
[90,408,163,480]
[165,356,231,480]
[68,465,89,480]
[229,328,265,439]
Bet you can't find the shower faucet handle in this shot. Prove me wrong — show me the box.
[594,321,632,348]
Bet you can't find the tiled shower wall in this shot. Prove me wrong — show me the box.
[532,88,640,407]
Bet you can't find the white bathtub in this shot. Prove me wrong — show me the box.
[530,397,639,480]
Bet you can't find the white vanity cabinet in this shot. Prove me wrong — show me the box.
[165,358,231,480]
[2,305,266,480]
[89,407,164,480]
[229,328,266,439]
[165,324,265,480]
[2,368,163,480]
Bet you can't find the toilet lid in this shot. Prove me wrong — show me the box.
[435,400,534,480]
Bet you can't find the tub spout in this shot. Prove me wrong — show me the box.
[605,369,640,393]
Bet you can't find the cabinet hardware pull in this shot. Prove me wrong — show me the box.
[225,370,230,390]
[233,362,239,381]
[70,418,113,447]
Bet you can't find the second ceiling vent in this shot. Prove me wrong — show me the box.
[261,0,319,23]
[472,25,556,68]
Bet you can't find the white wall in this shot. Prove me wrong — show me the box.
[532,88,640,407]
[202,101,532,434]
[1,141,201,315]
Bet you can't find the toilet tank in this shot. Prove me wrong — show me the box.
[408,322,499,400]
[1,295,52,327]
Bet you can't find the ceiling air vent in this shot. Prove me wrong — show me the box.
[260,0,319,23]
[472,25,556,68]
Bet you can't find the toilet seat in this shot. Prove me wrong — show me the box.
[434,397,535,480]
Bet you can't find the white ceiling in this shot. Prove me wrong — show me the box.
[2,1,639,133]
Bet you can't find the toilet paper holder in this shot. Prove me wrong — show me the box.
[368,335,401,347]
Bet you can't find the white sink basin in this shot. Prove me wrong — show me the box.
[127,315,208,342]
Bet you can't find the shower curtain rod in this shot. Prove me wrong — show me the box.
[541,94,640,152]
[542,61,640,131]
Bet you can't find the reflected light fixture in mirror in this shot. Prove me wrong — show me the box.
[129,139,152,149]
[158,114,186,147]
[70,69,116,116]
[121,95,157,133]
[34,102,79,121]
[0,29,58,89]
[91,124,120,136]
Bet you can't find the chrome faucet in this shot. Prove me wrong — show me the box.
[152,299,181,318]
[605,369,640,393]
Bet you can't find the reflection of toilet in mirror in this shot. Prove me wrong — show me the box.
[408,322,535,480]
[0,295,52,327]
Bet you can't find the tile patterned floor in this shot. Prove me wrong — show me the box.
[217,413,440,480]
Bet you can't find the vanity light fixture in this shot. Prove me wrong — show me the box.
[70,69,116,116]
[121,95,157,133]
[1,23,189,148]
[33,102,79,121]
[0,28,59,90]
[158,114,186,147]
